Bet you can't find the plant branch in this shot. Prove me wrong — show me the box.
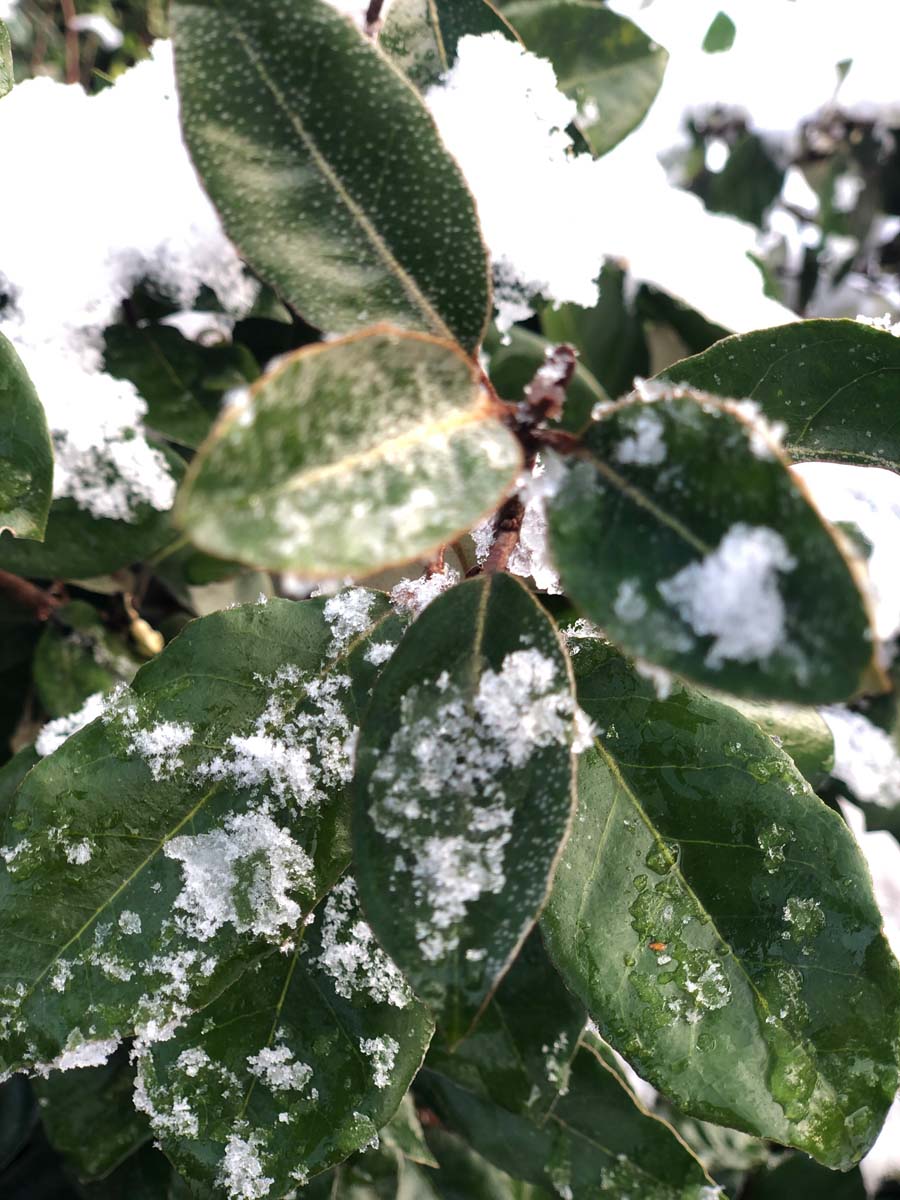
[0,569,63,621]
[59,0,80,86]
[365,0,386,33]
[480,343,579,574]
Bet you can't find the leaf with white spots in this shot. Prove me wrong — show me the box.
[175,328,522,578]
[0,592,405,1076]
[547,386,880,703]
[135,875,433,1198]
[662,318,900,473]
[354,573,581,1041]
[0,329,53,542]
[541,637,900,1169]
[172,0,491,352]
[0,20,12,100]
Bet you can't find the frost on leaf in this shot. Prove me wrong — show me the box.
[368,648,579,965]
[658,524,797,668]
[315,877,413,1008]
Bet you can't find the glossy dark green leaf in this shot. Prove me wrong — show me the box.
[541,638,900,1169]
[425,1129,549,1200]
[744,1154,866,1200]
[355,574,579,1040]
[0,1077,36,1172]
[34,1045,150,1181]
[701,690,834,787]
[0,21,11,99]
[484,325,608,433]
[547,389,880,703]
[0,446,185,580]
[103,324,258,450]
[0,747,36,823]
[172,0,491,352]
[503,0,668,156]
[0,330,53,542]
[0,591,405,1075]
[381,0,517,90]
[136,875,433,1195]
[176,329,522,577]
[702,11,736,53]
[662,319,900,471]
[33,601,140,719]
[421,1039,713,1199]
[425,931,586,1121]
[383,1094,439,1168]
[541,263,650,399]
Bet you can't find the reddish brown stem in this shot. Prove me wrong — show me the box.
[0,569,63,621]
[59,0,80,85]
[482,494,526,575]
[365,0,386,32]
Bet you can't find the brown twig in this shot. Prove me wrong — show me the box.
[364,0,386,34]
[0,569,64,620]
[480,343,579,574]
[59,0,80,86]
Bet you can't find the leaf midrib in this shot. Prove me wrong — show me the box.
[207,1,454,342]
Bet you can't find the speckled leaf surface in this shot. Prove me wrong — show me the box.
[175,329,522,577]
[0,329,53,542]
[136,875,433,1196]
[172,0,491,352]
[662,319,900,471]
[503,0,668,156]
[381,0,517,90]
[103,323,258,450]
[0,445,184,579]
[425,931,586,1121]
[34,1045,150,1181]
[0,21,12,99]
[354,574,579,1041]
[421,1038,713,1199]
[547,389,879,703]
[0,592,405,1075]
[541,638,900,1169]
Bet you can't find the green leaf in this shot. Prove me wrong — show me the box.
[503,0,668,156]
[354,573,579,1039]
[172,0,491,352]
[0,446,185,580]
[700,690,834,788]
[425,1129,549,1200]
[380,0,518,90]
[424,930,586,1121]
[103,324,258,450]
[382,1094,439,1168]
[80,1144,186,1200]
[33,601,140,719]
[744,1154,866,1200]
[0,330,53,542]
[484,325,608,433]
[702,11,736,53]
[0,1078,35,1173]
[0,747,36,825]
[541,637,900,1169]
[421,1039,713,1199]
[34,1045,150,1181]
[541,263,650,399]
[136,875,433,1195]
[547,388,880,703]
[661,319,900,471]
[175,329,522,578]
[0,591,405,1074]
[0,20,12,100]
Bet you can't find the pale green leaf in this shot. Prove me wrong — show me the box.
[175,328,522,577]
